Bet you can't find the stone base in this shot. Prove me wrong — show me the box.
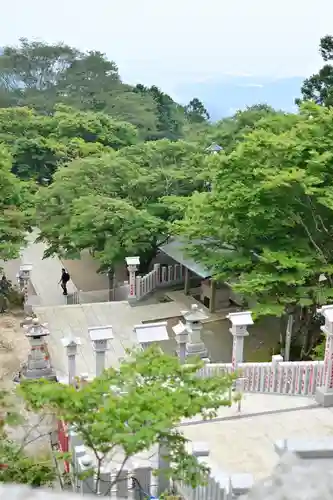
[24,303,33,315]
[127,296,138,306]
[16,364,58,382]
[315,387,333,407]
[186,342,208,359]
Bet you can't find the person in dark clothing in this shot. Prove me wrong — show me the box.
[59,268,70,295]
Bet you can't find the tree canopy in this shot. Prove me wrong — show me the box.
[0,145,30,260]
[0,105,137,183]
[0,39,209,142]
[176,103,333,357]
[34,139,209,269]
[298,35,333,106]
[19,345,235,490]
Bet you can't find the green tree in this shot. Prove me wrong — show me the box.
[0,39,168,139]
[184,104,278,153]
[35,139,208,268]
[19,345,235,490]
[184,98,210,123]
[134,84,185,140]
[177,103,333,358]
[0,145,28,260]
[298,35,333,106]
[0,38,79,91]
[118,139,208,207]
[67,195,163,267]
[0,105,137,182]
[0,389,55,486]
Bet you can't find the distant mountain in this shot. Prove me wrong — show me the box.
[174,76,304,121]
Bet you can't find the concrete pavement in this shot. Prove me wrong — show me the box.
[21,232,77,307]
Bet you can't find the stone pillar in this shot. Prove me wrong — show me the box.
[20,318,57,381]
[210,279,216,313]
[88,325,113,376]
[157,442,170,496]
[61,336,81,386]
[316,305,333,406]
[182,304,208,359]
[284,314,293,361]
[125,256,140,302]
[18,264,33,312]
[227,311,253,370]
[184,267,190,295]
[173,321,189,363]
[77,454,95,494]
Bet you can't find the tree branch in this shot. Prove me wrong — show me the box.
[296,215,328,263]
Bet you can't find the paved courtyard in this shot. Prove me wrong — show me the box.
[35,300,188,379]
[179,394,333,480]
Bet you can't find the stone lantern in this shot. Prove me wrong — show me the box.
[316,304,333,406]
[227,311,253,370]
[61,336,82,386]
[125,256,140,302]
[18,263,33,310]
[134,321,169,351]
[88,325,113,376]
[20,317,57,381]
[173,321,189,363]
[181,304,208,359]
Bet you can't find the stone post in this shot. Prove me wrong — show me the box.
[77,454,95,494]
[173,321,189,363]
[88,325,113,376]
[20,318,57,381]
[18,263,33,311]
[134,322,169,351]
[125,256,140,302]
[157,442,170,496]
[184,267,190,295]
[316,305,333,406]
[61,336,81,386]
[227,311,253,370]
[182,304,208,359]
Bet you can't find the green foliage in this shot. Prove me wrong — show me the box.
[0,105,138,183]
[177,103,333,356]
[184,104,278,153]
[184,98,210,124]
[134,84,186,140]
[0,39,190,142]
[19,345,236,487]
[35,139,208,266]
[0,145,29,260]
[0,440,55,487]
[67,195,164,266]
[312,336,325,360]
[0,389,55,486]
[298,35,333,106]
[0,275,24,312]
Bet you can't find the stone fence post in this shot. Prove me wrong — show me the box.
[227,311,253,370]
[125,256,140,302]
[61,336,81,386]
[88,325,113,376]
[316,304,333,406]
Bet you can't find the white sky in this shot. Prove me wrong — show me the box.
[1,0,332,93]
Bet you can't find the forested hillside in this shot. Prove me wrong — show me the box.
[0,38,210,141]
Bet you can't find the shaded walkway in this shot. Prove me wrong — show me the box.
[21,232,77,307]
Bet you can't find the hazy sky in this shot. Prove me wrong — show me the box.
[2,0,333,93]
